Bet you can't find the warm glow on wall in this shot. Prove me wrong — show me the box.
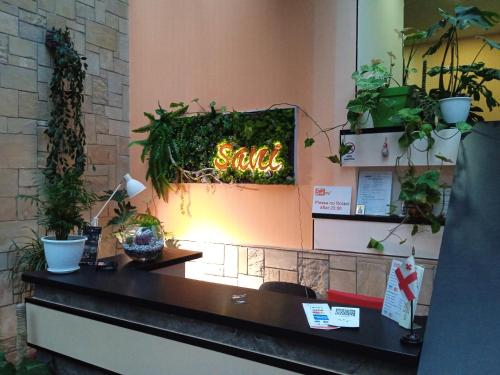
[182,223,235,244]
[213,142,284,173]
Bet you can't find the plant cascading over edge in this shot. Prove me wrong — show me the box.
[45,27,88,181]
[304,5,499,252]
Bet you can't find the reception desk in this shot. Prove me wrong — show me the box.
[23,249,423,374]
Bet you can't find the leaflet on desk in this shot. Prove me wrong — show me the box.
[302,304,360,329]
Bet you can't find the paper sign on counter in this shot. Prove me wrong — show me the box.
[330,306,360,328]
[302,303,338,330]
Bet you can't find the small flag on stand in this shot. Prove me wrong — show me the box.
[395,256,418,302]
[396,254,422,345]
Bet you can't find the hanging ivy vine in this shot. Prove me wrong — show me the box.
[44,27,87,181]
[17,28,96,241]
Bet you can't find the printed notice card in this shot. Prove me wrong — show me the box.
[302,303,338,330]
[382,260,424,329]
[356,171,393,216]
[330,306,360,328]
[312,186,352,215]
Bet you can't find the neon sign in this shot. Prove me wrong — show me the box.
[214,142,283,172]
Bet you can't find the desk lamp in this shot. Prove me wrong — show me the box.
[93,174,146,270]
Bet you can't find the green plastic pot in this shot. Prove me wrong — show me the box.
[371,86,415,127]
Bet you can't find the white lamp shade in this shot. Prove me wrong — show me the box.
[124,174,146,198]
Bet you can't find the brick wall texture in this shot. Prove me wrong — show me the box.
[0,0,129,355]
[180,240,436,316]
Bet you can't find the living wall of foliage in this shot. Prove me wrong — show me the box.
[131,102,295,199]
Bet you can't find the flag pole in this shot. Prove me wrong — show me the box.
[401,247,423,345]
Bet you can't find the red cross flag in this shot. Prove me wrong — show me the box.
[395,256,418,302]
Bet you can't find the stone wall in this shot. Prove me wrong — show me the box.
[0,0,129,359]
[180,240,436,316]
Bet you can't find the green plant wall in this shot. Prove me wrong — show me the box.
[132,102,295,199]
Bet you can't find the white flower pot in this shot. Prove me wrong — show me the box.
[439,97,472,124]
[42,235,87,273]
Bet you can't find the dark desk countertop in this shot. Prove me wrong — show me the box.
[113,247,203,271]
[23,248,422,367]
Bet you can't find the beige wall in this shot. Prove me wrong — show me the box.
[130,0,357,250]
[407,34,500,121]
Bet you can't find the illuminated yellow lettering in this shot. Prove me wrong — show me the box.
[232,147,249,170]
[268,143,282,171]
[257,148,271,170]
[214,143,283,173]
[214,143,232,170]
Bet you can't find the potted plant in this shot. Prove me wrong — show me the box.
[347,59,419,130]
[103,189,167,262]
[21,171,96,273]
[0,351,51,375]
[19,28,94,273]
[424,5,499,123]
[347,28,428,131]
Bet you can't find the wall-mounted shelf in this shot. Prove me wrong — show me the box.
[313,216,443,260]
[339,127,461,167]
[312,213,444,225]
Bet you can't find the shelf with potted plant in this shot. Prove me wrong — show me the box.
[425,5,500,124]
[308,5,499,253]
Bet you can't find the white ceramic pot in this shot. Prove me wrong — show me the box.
[439,97,472,124]
[42,235,87,274]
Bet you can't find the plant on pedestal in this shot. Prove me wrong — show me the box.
[18,28,96,273]
[424,5,500,124]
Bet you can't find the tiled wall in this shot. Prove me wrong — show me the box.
[180,240,436,316]
[0,0,129,358]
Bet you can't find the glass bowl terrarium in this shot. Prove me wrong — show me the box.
[121,223,164,262]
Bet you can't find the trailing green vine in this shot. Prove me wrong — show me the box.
[131,101,295,200]
[44,27,87,181]
[302,5,499,252]
[18,28,95,241]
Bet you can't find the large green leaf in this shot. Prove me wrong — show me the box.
[430,218,442,234]
[435,154,453,163]
[456,121,473,134]
[454,6,499,30]
[480,36,500,50]
[352,63,390,90]
[416,170,440,187]
[339,142,353,156]
[304,138,315,148]
[367,238,384,252]
[327,155,341,164]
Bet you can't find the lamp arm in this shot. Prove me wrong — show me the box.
[91,183,123,226]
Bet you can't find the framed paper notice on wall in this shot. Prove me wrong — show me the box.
[312,186,352,215]
[356,171,393,216]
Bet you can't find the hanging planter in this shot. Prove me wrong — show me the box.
[439,97,472,124]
